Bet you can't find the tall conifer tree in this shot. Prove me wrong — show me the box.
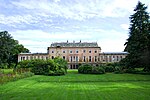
[124,1,150,70]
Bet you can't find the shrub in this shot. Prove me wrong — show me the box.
[78,64,105,74]
[18,60,31,68]
[53,57,68,73]
[92,66,105,74]
[106,62,120,67]
[78,64,92,74]
[20,72,34,78]
[124,67,138,73]
[48,68,65,76]
[78,65,84,73]
[0,63,8,69]
[114,66,123,74]
[31,64,49,75]
[105,66,115,72]
[18,58,67,76]
[54,68,65,76]
[0,72,34,84]
[49,70,55,75]
[15,68,31,74]
[83,65,92,74]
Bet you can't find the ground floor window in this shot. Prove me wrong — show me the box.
[52,56,54,59]
[63,56,65,60]
[70,64,79,69]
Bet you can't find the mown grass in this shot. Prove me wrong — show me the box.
[0,70,150,100]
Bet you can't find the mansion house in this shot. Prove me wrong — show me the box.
[18,41,128,69]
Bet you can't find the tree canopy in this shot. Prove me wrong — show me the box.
[124,1,150,71]
[0,31,29,68]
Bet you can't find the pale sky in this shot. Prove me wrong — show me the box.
[0,0,150,53]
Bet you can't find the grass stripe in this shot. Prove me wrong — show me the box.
[0,70,150,100]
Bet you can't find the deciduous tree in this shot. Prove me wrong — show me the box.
[0,31,29,68]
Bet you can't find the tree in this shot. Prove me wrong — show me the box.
[0,31,15,66]
[124,1,150,71]
[0,31,29,68]
[8,43,30,68]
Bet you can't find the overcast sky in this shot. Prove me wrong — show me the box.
[0,0,150,53]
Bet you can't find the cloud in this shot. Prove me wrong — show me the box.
[53,0,61,3]
[10,29,91,52]
[98,37,127,52]
[1,0,149,53]
[10,0,147,21]
[1,0,149,28]
[11,30,91,40]
[90,28,128,52]
[18,40,49,53]
[0,14,38,25]
[10,28,128,53]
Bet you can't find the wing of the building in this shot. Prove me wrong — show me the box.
[18,41,128,69]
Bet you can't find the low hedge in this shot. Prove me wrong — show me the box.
[78,64,105,74]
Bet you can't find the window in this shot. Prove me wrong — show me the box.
[109,56,112,62]
[76,64,79,69]
[117,56,119,61]
[52,51,54,53]
[105,56,108,62]
[89,56,91,62]
[98,57,100,61]
[76,50,78,53]
[23,57,25,60]
[83,56,86,62]
[21,57,25,61]
[26,56,28,60]
[28,56,30,60]
[95,50,97,53]
[76,56,78,62]
[52,56,54,59]
[71,56,73,62]
[101,56,103,61]
[63,56,65,60]
[95,56,97,62]
[70,65,72,69]
[63,50,65,53]
[89,50,91,53]
[70,50,72,53]
[83,50,86,53]
[120,56,122,59]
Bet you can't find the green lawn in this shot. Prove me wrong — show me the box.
[0,70,150,100]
